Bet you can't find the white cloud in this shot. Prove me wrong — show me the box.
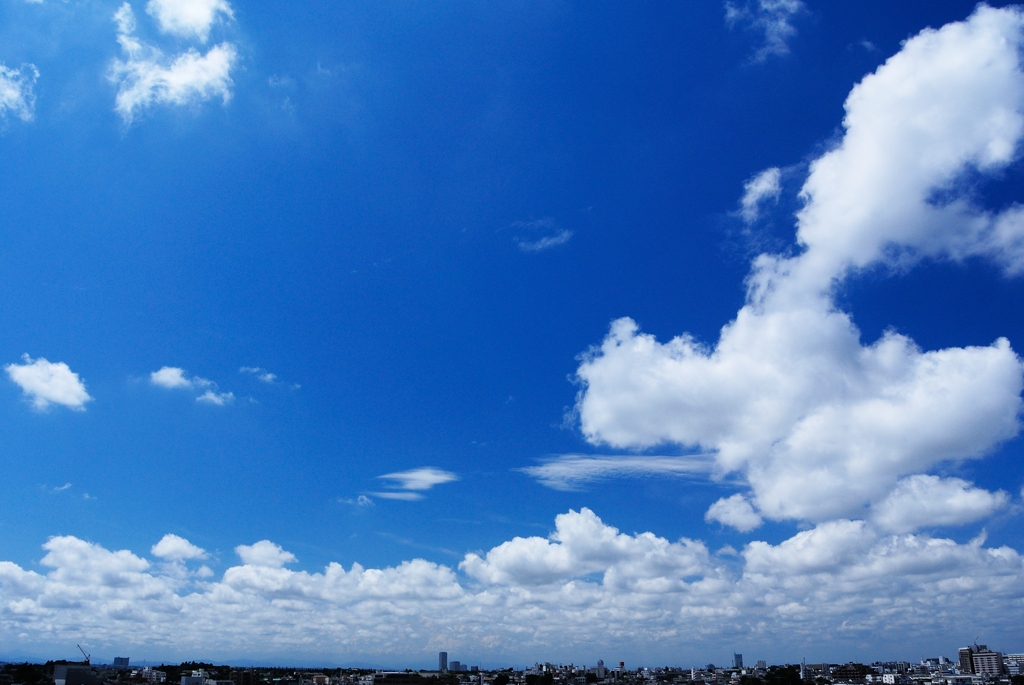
[235,540,297,568]
[151,366,235,405]
[377,467,458,491]
[460,508,712,587]
[151,534,208,561]
[109,3,237,124]
[517,230,573,252]
[240,366,277,383]
[196,389,233,405]
[574,6,1024,528]
[705,494,763,532]
[53,483,72,492]
[0,64,38,121]
[0,509,1022,660]
[150,365,211,389]
[340,495,376,507]
[146,0,232,42]
[520,454,713,491]
[871,475,1009,533]
[738,167,781,224]
[5,354,92,411]
[369,491,424,501]
[512,218,574,252]
[725,0,805,62]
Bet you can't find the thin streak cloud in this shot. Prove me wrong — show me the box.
[520,454,715,491]
[376,467,459,491]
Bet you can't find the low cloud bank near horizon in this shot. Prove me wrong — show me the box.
[0,508,1021,663]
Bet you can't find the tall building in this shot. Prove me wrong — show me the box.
[756,662,767,671]
[734,655,743,670]
[113,658,130,670]
[230,670,254,685]
[972,649,1005,676]
[959,648,975,674]
[439,653,448,673]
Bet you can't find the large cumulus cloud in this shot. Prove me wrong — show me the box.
[574,4,1024,527]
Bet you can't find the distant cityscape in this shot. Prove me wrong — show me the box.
[2,642,1023,685]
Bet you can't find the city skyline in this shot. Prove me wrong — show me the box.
[2,0,1024,666]
[9,649,1024,672]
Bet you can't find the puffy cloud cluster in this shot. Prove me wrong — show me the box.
[573,5,1024,530]
[150,365,234,405]
[460,508,712,588]
[705,493,762,532]
[109,2,237,123]
[146,0,232,42]
[1,509,1022,661]
[0,63,38,121]
[235,540,297,568]
[4,354,92,411]
[151,366,208,389]
[871,475,1010,535]
[152,534,208,561]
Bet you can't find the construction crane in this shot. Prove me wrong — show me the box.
[77,644,91,665]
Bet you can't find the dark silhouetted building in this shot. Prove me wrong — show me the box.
[959,648,975,674]
[53,666,100,685]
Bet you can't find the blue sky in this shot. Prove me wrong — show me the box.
[2,0,1024,669]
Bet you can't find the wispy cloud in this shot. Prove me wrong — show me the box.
[377,467,459,491]
[340,495,375,507]
[0,64,38,122]
[366,467,459,502]
[368,491,424,502]
[737,166,782,224]
[196,389,234,405]
[239,366,277,383]
[725,0,805,62]
[520,454,715,491]
[512,218,574,253]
